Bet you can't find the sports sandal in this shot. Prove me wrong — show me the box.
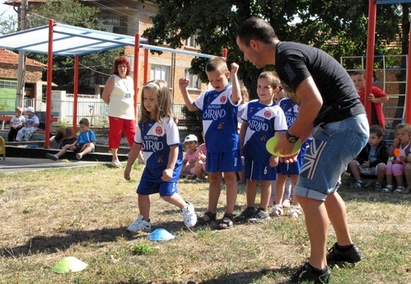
[196,211,216,226]
[217,213,234,230]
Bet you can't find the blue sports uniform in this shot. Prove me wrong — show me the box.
[276,98,311,175]
[194,84,242,172]
[134,117,183,196]
[241,99,288,180]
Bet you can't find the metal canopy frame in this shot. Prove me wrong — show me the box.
[0,22,147,56]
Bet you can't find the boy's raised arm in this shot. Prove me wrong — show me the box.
[178,78,198,112]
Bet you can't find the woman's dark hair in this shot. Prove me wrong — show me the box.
[113,56,131,76]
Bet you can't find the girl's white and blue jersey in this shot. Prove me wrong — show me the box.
[135,117,182,183]
[242,99,288,162]
[194,84,240,153]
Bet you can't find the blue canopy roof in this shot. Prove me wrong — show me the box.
[0,22,147,56]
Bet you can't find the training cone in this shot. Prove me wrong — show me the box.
[52,256,88,273]
[147,228,175,241]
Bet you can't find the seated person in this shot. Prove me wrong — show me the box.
[46,118,96,161]
[16,107,39,141]
[181,134,200,179]
[194,142,208,182]
[49,127,77,149]
[349,125,388,190]
[8,106,25,142]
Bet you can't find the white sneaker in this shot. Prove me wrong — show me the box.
[282,199,291,208]
[181,202,197,228]
[112,159,121,168]
[127,215,151,233]
[270,204,283,217]
[76,152,83,160]
[287,205,303,218]
[393,186,404,194]
[382,184,393,193]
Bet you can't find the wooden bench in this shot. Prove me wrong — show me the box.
[0,111,59,141]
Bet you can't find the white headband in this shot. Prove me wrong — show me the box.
[144,81,160,89]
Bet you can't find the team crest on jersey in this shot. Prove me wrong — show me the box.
[155,126,163,135]
[264,110,271,118]
[220,96,227,103]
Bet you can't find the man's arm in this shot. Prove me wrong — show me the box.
[230,63,241,105]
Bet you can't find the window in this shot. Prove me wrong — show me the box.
[186,35,199,48]
[185,68,201,90]
[150,65,170,85]
[0,79,17,89]
[101,15,128,35]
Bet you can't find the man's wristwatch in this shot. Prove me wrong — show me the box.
[286,131,299,143]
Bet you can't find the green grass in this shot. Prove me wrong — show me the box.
[0,164,411,283]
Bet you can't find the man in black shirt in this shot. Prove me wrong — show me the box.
[237,17,369,283]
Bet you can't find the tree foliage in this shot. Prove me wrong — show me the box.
[143,0,408,99]
[0,14,18,35]
[27,0,122,93]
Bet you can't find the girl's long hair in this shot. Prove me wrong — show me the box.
[139,80,176,125]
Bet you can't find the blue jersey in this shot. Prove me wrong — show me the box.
[77,129,96,145]
[194,84,240,153]
[241,99,288,162]
[135,117,182,182]
[277,98,298,128]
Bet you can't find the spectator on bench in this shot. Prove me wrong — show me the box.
[8,106,25,142]
[46,118,96,161]
[16,107,39,142]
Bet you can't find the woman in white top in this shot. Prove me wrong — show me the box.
[102,56,136,168]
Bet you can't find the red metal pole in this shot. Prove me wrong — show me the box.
[143,48,149,83]
[134,34,140,118]
[45,19,54,148]
[405,22,411,124]
[73,55,79,134]
[222,48,228,59]
[365,0,377,126]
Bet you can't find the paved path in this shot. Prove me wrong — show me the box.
[0,157,105,173]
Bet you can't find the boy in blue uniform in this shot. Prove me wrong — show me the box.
[236,71,287,223]
[179,57,242,229]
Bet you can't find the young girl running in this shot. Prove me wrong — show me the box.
[124,80,197,233]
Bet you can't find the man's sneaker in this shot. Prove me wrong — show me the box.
[374,183,382,191]
[288,262,330,284]
[76,152,83,160]
[234,207,255,223]
[127,215,151,233]
[181,202,197,228]
[327,242,362,264]
[393,186,404,194]
[248,208,270,223]
[185,174,196,180]
[270,204,283,217]
[287,205,303,218]
[46,153,58,161]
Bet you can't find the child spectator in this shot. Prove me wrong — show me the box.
[271,87,312,218]
[383,123,411,193]
[16,107,39,141]
[235,71,287,223]
[46,118,96,161]
[49,127,77,149]
[349,125,388,191]
[124,80,196,233]
[181,134,200,179]
[8,106,25,142]
[351,70,389,130]
[179,57,242,229]
[194,141,208,182]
